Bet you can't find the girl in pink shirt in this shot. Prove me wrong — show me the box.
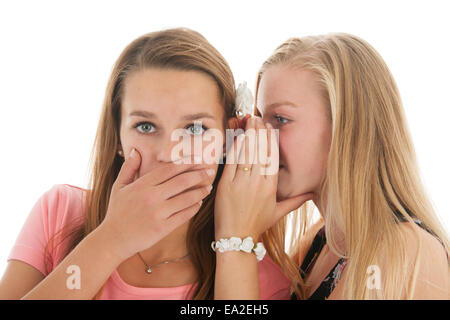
[1,28,293,300]
[7,183,290,299]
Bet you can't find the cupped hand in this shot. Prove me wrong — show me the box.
[214,116,314,241]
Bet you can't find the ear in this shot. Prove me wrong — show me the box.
[117,144,124,157]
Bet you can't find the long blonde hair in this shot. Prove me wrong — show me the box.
[255,33,449,299]
[43,27,300,300]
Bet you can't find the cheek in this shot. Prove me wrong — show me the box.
[278,126,328,186]
[120,132,154,176]
[278,129,298,165]
[279,125,317,166]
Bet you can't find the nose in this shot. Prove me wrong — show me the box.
[156,135,182,163]
[156,133,201,164]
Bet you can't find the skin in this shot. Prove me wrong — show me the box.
[116,68,225,287]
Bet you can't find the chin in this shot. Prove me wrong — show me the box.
[276,174,291,199]
[276,179,312,202]
[275,188,290,202]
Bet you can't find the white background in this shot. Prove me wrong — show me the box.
[0,0,449,278]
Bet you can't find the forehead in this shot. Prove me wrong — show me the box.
[257,65,325,113]
[121,68,224,118]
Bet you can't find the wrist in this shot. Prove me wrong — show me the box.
[93,222,131,262]
[211,236,267,262]
[215,229,260,242]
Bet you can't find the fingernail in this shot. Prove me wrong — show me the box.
[206,185,213,192]
[129,148,135,158]
[206,169,216,176]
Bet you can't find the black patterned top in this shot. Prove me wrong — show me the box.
[290,217,447,300]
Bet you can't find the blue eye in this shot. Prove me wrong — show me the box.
[186,123,208,135]
[274,115,289,125]
[134,122,155,134]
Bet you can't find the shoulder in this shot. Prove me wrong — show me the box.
[257,255,291,299]
[396,221,447,261]
[36,184,87,246]
[42,184,87,222]
[6,184,88,276]
[396,221,449,299]
[48,183,88,202]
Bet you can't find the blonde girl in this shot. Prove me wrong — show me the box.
[214,33,449,299]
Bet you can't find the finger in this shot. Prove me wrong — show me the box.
[228,117,240,131]
[139,161,208,187]
[264,121,271,176]
[161,185,212,218]
[274,193,315,221]
[235,131,251,178]
[166,200,203,232]
[114,148,141,190]
[265,122,279,179]
[159,168,215,200]
[251,117,266,179]
[239,114,252,129]
[236,117,255,176]
[222,133,245,182]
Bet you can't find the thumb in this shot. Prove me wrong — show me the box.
[115,148,141,189]
[275,192,315,221]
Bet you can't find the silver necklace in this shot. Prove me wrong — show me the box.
[137,252,191,274]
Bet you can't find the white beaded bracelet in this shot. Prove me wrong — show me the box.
[211,236,267,261]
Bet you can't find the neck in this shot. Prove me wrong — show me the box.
[312,191,346,255]
[138,220,191,264]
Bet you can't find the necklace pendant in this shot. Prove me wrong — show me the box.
[146,267,152,274]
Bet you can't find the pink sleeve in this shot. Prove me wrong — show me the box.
[6,184,75,276]
[265,287,291,300]
[258,256,292,300]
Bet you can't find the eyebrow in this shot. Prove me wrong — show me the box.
[266,101,298,109]
[129,110,157,118]
[129,110,216,121]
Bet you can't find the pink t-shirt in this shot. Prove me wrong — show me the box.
[7,184,292,299]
